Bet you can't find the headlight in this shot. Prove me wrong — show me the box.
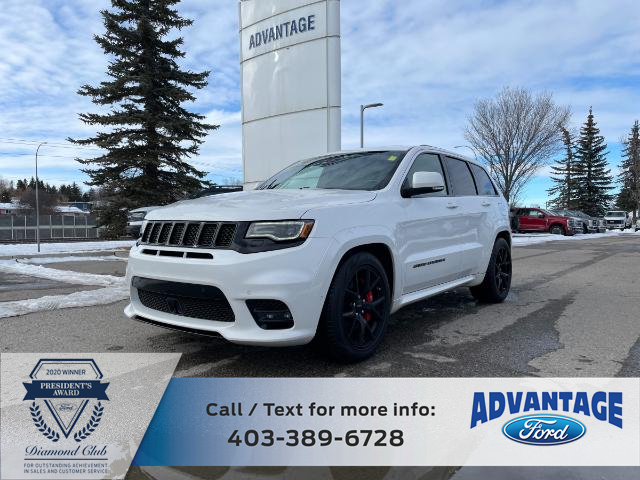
[246,220,314,242]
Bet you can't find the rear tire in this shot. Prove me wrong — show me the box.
[470,238,512,304]
[319,252,391,362]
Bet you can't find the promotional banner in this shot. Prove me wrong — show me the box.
[132,377,640,467]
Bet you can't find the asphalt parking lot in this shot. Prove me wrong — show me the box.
[1,234,638,378]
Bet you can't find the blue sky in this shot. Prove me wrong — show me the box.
[1,0,639,206]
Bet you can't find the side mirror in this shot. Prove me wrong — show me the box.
[402,171,445,198]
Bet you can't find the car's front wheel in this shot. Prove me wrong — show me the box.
[470,238,512,303]
[550,224,565,235]
[320,252,391,362]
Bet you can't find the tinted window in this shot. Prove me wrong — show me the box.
[469,163,497,196]
[259,151,407,191]
[402,153,447,196]
[444,157,477,196]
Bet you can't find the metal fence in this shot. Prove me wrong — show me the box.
[0,215,100,242]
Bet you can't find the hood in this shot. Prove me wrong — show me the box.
[145,189,377,222]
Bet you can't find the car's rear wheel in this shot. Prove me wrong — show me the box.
[320,252,391,362]
[550,224,565,235]
[470,238,512,303]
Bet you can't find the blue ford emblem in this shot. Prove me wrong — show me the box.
[502,415,586,445]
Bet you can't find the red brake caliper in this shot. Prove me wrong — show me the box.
[364,291,373,321]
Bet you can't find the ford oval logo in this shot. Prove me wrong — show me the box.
[502,415,586,445]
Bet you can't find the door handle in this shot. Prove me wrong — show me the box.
[446,202,459,209]
[481,201,492,207]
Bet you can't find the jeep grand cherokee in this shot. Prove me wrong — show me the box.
[125,147,512,361]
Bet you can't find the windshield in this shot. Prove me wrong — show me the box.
[606,211,625,217]
[258,151,408,191]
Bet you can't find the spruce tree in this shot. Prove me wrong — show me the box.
[547,126,578,210]
[70,0,217,233]
[616,121,640,222]
[572,107,613,217]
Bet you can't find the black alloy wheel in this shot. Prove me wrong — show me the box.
[493,243,512,297]
[342,265,387,348]
[319,252,391,362]
[470,237,512,303]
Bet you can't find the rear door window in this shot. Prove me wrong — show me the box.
[469,163,497,196]
[444,157,477,196]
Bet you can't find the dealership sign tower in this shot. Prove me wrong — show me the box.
[239,0,341,188]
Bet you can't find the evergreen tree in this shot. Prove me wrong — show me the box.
[616,120,640,222]
[573,107,613,217]
[69,0,217,233]
[547,126,578,210]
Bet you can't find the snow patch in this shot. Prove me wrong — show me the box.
[0,259,123,286]
[0,240,135,256]
[511,230,635,247]
[17,255,127,265]
[0,286,128,319]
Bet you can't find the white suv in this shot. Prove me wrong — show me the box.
[125,147,512,361]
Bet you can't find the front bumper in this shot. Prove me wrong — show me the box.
[124,237,333,346]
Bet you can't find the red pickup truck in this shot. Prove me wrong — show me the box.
[514,208,575,236]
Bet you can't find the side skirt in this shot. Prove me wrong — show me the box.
[392,275,476,313]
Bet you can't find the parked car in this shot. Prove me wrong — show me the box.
[125,147,512,361]
[603,210,632,230]
[126,206,162,237]
[515,208,576,236]
[636,218,639,232]
[580,212,607,233]
[189,185,243,199]
[551,209,585,234]
[553,209,603,234]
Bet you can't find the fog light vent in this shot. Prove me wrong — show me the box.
[246,300,294,330]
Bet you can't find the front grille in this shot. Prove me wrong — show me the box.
[140,221,237,248]
[134,277,234,323]
[198,224,218,247]
[169,223,185,244]
[216,224,236,247]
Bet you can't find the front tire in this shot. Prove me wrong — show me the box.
[550,224,565,235]
[320,252,391,362]
[470,238,512,304]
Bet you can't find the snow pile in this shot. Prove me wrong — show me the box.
[0,240,135,257]
[17,255,126,265]
[511,230,639,247]
[0,259,124,287]
[0,286,128,319]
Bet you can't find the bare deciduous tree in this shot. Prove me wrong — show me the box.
[464,87,571,203]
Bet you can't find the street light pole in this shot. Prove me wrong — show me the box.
[360,103,384,148]
[453,145,478,161]
[35,142,47,253]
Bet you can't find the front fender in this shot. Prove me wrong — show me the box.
[321,226,400,303]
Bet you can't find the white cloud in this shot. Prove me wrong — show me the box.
[1,0,639,203]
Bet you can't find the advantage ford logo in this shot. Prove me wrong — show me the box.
[502,415,586,445]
